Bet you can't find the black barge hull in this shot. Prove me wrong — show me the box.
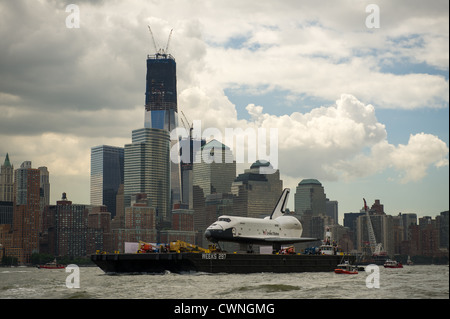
[91,253,354,274]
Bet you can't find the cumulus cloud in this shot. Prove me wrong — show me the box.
[179,91,448,184]
[331,132,449,183]
[0,0,448,205]
[236,95,447,183]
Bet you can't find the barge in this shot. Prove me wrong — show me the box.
[91,252,355,274]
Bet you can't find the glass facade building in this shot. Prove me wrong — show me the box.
[192,140,236,197]
[143,54,181,206]
[90,145,124,219]
[231,161,283,218]
[144,54,178,131]
[294,179,326,217]
[124,128,170,223]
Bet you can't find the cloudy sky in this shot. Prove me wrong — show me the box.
[0,0,448,222]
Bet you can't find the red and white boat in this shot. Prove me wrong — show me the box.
[37,259,65,269]
[384,259,403,268]
[334,261,358,274]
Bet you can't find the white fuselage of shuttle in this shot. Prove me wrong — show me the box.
[204,188,318,246]
[205,215,305,245]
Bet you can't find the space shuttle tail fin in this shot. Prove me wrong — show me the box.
[270,188,290,219]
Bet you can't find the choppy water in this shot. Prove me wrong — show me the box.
[0,265,448,299]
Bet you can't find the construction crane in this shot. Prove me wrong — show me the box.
[147,25,173,56]
[363,198,383,255]
[147,25,159,54]
[181,110,193,138]
[165,29,173,54]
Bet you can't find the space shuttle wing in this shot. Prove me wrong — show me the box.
[262,237,320,244]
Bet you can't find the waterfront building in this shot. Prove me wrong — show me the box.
[0,153,14,202]
[124,128,170,223]
[0,201,13,226]
[12,161,41,264]
[124,193,156,230]
[53,194,89,257]
[88,205,112,254]
[111,193,158,252]
[160,208,196,244]
[41,193,110,257]
[90,145,124,219]
[0,154,14,233]
[294,179,326,217]
[438,211,449,250]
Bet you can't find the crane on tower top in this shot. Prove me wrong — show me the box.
[147,25,173,57]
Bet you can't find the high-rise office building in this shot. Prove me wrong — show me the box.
[143,52,181,206]
[124,128,170,223]
[192,140,236,244]
[294,179,326,217]
[38,166,50,211]
[0,154,14,227]
[192,139,236,197]
[13,161,41,263]
[325,199,338,224]
[179,137,206,209]
[0,153,14,202]
[90,145,124,219]
[231,161,283,218]
[144,54,178,131]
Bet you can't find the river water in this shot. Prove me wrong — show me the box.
[0,264,448,300]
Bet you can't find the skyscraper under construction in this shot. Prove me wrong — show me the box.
[143,27,181,205]
[144,27,178,131]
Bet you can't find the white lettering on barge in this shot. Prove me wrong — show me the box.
[202,253,226,260]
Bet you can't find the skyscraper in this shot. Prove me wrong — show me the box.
[192,140,236,197]
[231,160,283,218]
[124,128,170,223]
[143,51,181,205]
[144,53,178,131]
[13,161,41,263]
[90,145,124,219]
[38,166,50,211]
[0,153,14,202]
[192,139,236,245]
[180,137,206,209]
[294,179,326,217]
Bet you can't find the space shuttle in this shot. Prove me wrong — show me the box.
[204,188,319,252]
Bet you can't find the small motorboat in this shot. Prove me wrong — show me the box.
[406,256,414,266]
[334,260,358,274]
[384,259,403,268]
[37,259,65,269]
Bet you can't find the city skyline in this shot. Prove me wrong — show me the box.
[0,1,448,224]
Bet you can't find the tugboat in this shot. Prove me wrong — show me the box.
[334,260,358,274]
[37,259,65,269]
[383,259,403,268]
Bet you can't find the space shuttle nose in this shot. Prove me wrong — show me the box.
[204,230,211,239]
